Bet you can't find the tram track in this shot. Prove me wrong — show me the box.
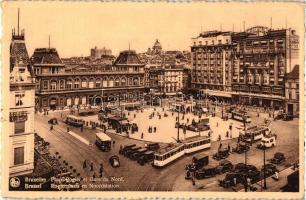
[36,118,127,191]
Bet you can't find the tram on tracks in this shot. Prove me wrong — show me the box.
[65,115,84,127]
[153,136,211,167]
[231,110,251,123]
[242,126,270,143]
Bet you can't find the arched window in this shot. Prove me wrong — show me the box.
[102,77,108,87]
[115,77,120,87]
[59,79,65,89]
[96,78,101,88]
[66,79,72,89]
[50,80,57,90]
[74,78,80,89]
[81,78,87,88]
[109,77,114,87]
[89,78,94,88]
[133,77,139,86]
[121,78,126,86]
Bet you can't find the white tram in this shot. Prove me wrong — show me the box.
[243,126,270,142]
[184,136,211,154]
[231,110,251,123]
[153,136,211,167]
[153,143,185,167]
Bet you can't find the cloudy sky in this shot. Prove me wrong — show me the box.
[3,2,304,57]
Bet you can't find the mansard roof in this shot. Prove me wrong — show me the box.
[113,50,144,66]
[10,39,33,75]
[31,48,63,65]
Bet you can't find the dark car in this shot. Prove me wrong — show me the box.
[130,148,148,160]
[271,152,285,164]
[213,148,229,161]
[109,155,120,168]
[219,173,243,188]
[48,118,58,125]
[233,163,258,173]
[194,165,217,179]
[119,144,136,154]
[124,146,142,157]
[232,142,250,154]
[216,160,233,174]
[137,151,154,165]
[261,164,278,177]
[146,143,160,151]
[283,114,294,121]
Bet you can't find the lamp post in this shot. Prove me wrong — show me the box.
[263,147,267,189]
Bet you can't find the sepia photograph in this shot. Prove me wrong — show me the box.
[1,2,304,198]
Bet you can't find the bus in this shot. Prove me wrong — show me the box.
[153,143,185,167]
[243,126,270,143]
[231,110,251,123]
[95,132,112,151]
[184,136,211,154]
[65,115,84,127]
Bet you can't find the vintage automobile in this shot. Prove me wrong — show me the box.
[194,165,217,179]
[270,152,286,164]
[232,163,258,173]
[261,164,278,177]
[232,142,250,154]
[213,148,230,161]
[130,148,148,160]
[185,154,209,178]
[124,146,142,157]
[219,172,243,188]
[146,143,160,151]
[109,155,120,168]
[119,144,136,154]
[215,160,234,174]
[138,151,154,165]
[256,134,276,149]
[283,114,294,121]
[48,118,58,125]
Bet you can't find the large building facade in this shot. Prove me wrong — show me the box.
[33,49,145,111]
[285,65,299,116]
[191,26,299,109]
[9,27,35,176]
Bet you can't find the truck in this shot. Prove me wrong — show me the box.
[256,134,276,149]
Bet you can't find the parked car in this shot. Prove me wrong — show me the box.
[138,151,154,165]
[194,165,217,179]
[130,148,148,160]
[271,152,285,164]
[219,173,243,188]
[124,146,141,157]
[146,143,160,151]
[261,164,278,177]
[283,114,294,121]
[213,148,230,161]
[109,155,120,168]
[119,144,136,154]
[216,160,233,174]
[48,118,58,125]
[232,142,250,154]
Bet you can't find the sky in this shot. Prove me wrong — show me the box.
[3,2,304,58]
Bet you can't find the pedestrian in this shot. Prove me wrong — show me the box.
[154,127,156,133]
[50,125,53,131]
[67,127,70,133]
[226,131,229,138]
[219,143,222,150]
[83,160,87,169]
[134,113,136,118]
[141,132,144,139]
[218,134,221,141]
[99,166,103,177]
[228,143,231,152]
[216,122,218,127]
[113,140,115,147]
[208,130,211,137]
[90,162,94,171]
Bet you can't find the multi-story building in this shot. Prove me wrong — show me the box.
[285,64,299,116]
[191,27,299,109]
[191,31,233,100]
[33,49,145,111]
[9,24,35,176]
[231,27,299,108]
[163,66,185,94]
[90,46,112,58]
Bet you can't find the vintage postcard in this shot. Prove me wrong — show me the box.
[1,1,304,199]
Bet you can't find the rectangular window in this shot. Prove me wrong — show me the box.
[14,121,25,134]
[14,147,24,165]
[15,93,25,106]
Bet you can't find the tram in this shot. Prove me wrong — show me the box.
[95,132,112,151]
[231,110,251,123]
[153,136,211,167]
[243,126,270,143]
[153,143,185,167]
[65,115,84,127]
[184,136,211,154]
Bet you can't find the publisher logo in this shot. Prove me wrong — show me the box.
[10,177,20,188]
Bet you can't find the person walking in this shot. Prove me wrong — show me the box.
[90,162,94,171]
[83,160,87,169]
[67,127,70,133]
[141,132,144,139]
[113,140,115,147]
[50,125,53,131]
